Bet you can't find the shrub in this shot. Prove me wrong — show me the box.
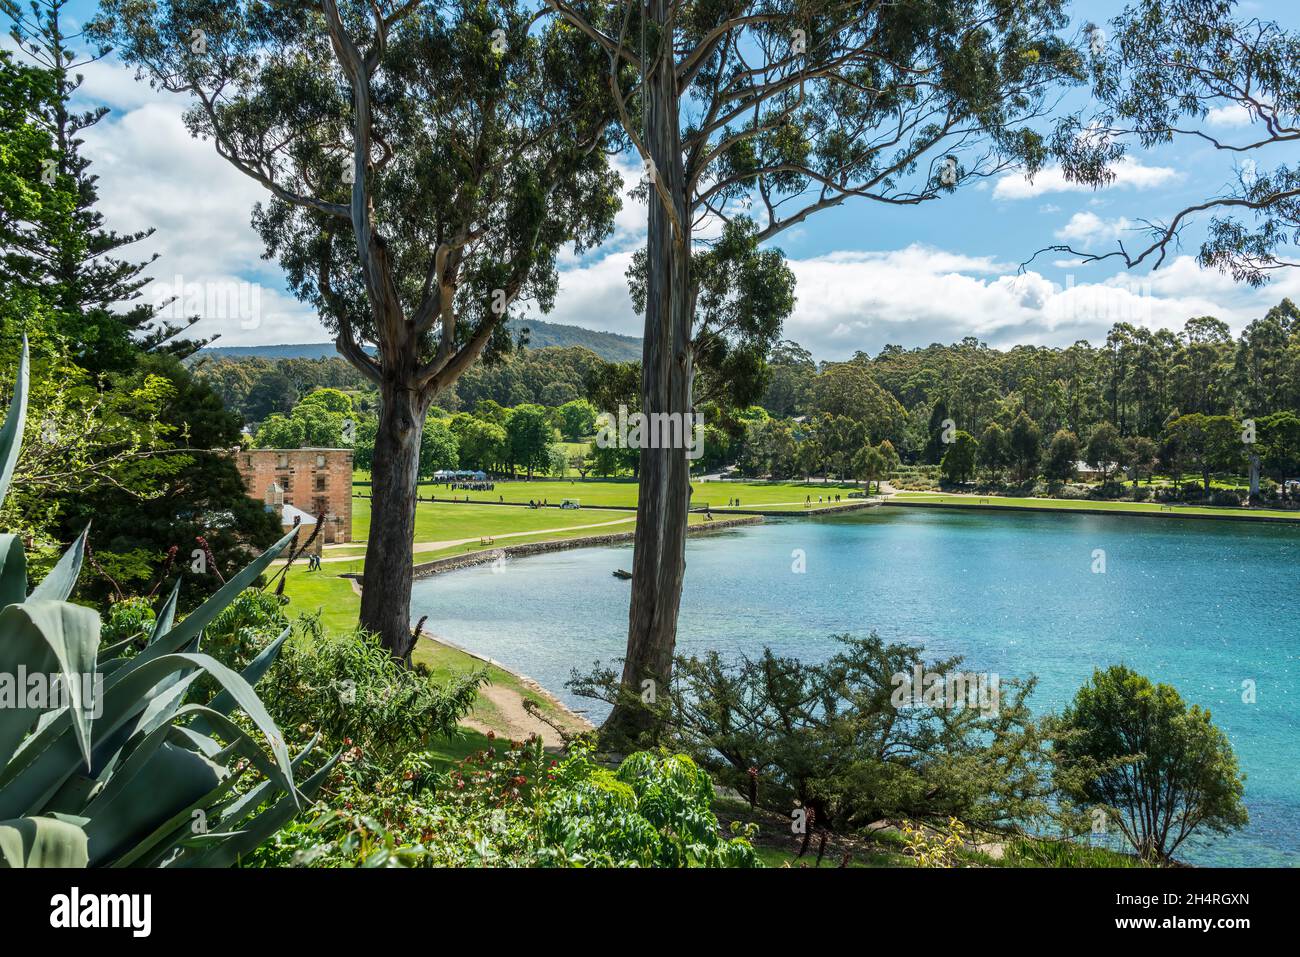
[1052,665,1247,864]
[900,817,968,868]
[1090,481,1126,500]
[100,595,156,649]
[570,634,1051,838]
[203,588,290,671]
[1053,484,1091,500]
[257,626,485,764]
[252,739,758,868]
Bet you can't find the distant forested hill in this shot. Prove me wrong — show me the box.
[195,342,347,361]
[506,318,641,360]
[197,318,641,363]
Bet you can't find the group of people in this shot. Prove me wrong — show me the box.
[444,481,495,492]
[806,494,842,504]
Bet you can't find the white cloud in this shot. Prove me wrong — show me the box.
[522,249,642,338]
[993,157,1178,200]
[540,232,1300,361]
[768,247,1300,358]
[1054,211,1135,245]
[1206,102,1255,128]
[63,63,327,346]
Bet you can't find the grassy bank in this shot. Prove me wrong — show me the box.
[276,564,587,740]
[889,490,1300,521]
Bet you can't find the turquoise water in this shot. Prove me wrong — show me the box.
[410,508,1300,866]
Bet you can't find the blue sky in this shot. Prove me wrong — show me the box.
[28,0,1300,359]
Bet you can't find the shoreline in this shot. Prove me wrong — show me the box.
[342,513,764,582]
[885,496,1300,524]
[421,632,597,738]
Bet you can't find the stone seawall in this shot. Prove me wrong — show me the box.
[717,499,880,517]
[346,514,764,583]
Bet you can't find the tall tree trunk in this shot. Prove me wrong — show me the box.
[358,374,428,655]
[604,3,693,740]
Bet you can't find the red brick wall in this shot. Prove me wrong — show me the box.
[234,448,353,544]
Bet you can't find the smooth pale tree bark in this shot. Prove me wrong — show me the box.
[551,0,1080,739]
[608,6,693,733]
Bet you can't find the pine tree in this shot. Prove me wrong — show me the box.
[5,0,207,372]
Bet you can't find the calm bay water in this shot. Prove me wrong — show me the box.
[410,507,1300,866]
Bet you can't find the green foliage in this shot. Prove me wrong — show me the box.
[1084,421,1123,478]
[852,443,888,492]
[99,596,156,650]
[570,634,1052,839]
[418,418,460,477]
[806,361,906,446]
[1009,412,1043,482]
[978,422,1011,479]
[257,625,485,765]
[554,398,597,441]
[940,430,978,484]
[197,355,368,425]
[254,402,348,449]
[538,747,758,867]
[1162,413,1243,495]
[1052,665,1247,864]
[1041,429,1080,483]
[253,738,757,868]
[505,403,557,478]
[449,412,508,473]
[0,9,280,598]
[5,0,207,362]
[0,346,326,867]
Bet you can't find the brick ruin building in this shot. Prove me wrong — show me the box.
[234,448,353,550]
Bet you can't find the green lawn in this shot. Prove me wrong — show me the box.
[344,497,638,551]
[891,491,1300,520]
[380,477,865,510]
[323,506,713,572]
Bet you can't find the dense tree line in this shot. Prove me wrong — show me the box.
[754,305,1300,453]
[252,387,582,481]
[194,355,370,423]
[224,296,1300,502]
[733,304,1300,500]
[198,345,607,431]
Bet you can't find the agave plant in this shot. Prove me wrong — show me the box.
[0,341,335,866]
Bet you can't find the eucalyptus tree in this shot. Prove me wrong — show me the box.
[548,0,1087,734]
[92,0,619,654]
[1043,0,1300,285]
